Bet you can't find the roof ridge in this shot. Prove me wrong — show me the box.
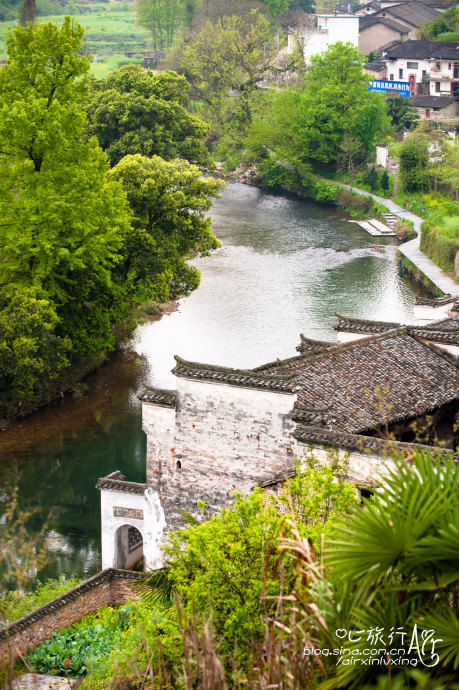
[252,353,309,372]
[306,326,411,361]
[334,312,401,331]
[173,355,294,380]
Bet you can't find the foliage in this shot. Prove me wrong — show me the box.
[386,96,419,132]
[259,0,290,16]
[28,606,123,677]
[294,42,389,165]
[108,154,224,302]
[19,0,38,25]
[136,453,357,667]
[398,125,459,198]
[87,65,211,166]
[398,132,429,193]
[380,169,389,191]
[0,289,70,415]
[421,218,459,278]
[321,452,459,687]
[419,7,459,40]
[247,43,389,179]
[136,0,196,50]
[3,577,82,624]
[182,10,296,151]
[0,18,132,352]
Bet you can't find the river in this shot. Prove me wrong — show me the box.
[0,182,425,583]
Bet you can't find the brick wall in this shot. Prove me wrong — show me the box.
[0,569,142,663]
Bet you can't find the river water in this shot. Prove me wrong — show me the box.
[0,182,424,583]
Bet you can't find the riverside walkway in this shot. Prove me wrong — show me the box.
[336,182,459,298]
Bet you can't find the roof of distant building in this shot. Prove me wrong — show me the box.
[375,2,440,27]
[359,15,410,33]
[364,60,388,72]
[410,95,456,108]
[385,39,459,60]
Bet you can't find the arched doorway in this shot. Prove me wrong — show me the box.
[115,524,144,570]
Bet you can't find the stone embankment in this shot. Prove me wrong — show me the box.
[333,182,459,298]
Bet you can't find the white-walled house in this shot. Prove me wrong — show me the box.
[288,14,359,64]
[97,301,459,572]
[384,40,459,100]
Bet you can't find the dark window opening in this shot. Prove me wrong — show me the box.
[176,460,182,469]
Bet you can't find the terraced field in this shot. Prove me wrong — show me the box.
[0,1,151,78]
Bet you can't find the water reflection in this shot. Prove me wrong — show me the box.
[0,183,427,582]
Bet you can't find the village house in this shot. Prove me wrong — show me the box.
[384,40,459,100]
[359,15,410,56]
[287,13,359,64]
[97,298,459,572]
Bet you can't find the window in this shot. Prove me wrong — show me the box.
[436,81,440,92]
[436,62,441,70]
[399,68,403,78]
[389,73,394,81]
[407,61,418,69]
[448,63,452,70]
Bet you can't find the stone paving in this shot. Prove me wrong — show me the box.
[12,674,80,690]
[336,182,459,298]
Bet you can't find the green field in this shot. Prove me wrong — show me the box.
[0,2,151,78]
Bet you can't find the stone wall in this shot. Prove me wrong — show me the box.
[0,569,142,663]
[143,377,297,533]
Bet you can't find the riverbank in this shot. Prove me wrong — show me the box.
[230,164,459,299]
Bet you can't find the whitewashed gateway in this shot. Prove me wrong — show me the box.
[98,296,459,570]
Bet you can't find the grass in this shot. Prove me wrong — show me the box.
[0,1,151,78]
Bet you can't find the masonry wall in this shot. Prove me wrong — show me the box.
[297,441,396,484]
[0,570,141,663]
[143,378,297,532]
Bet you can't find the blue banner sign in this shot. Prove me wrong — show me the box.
[369,80,411,97]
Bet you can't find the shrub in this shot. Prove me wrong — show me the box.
[311,178,339,204]
[421,220,459,277]
[3,577,82,624]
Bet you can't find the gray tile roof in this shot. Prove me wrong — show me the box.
[168,325,458,435]
[139,386,176,408]
[410,95,455,109]
[294,328,458,432]
[294,425,458,462]
[296,334,335,354]
[376,3,440,27]
[334,313,400,333]
[172,355,296,392]
[385,39,459,60]
[360,15,410,33]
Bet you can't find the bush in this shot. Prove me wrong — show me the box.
[3,577,82,624]
[421,219,459,277]
[311,178,339,204]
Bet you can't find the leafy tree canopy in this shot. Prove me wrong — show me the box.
[0,18,133,414]
[295,42,389,164]
[87,65,212,167]
[136,0,197,50]
[108,154,224,302]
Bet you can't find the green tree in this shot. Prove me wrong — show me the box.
[380,169,390,191]
[182,10,295,150]
[295,42,389,165]
[0,289,70,417]
[259,0,290,15]
[0,18,133,411]
[19,0,37,25]
[108,154,224,302]
[87,66,211,167]
[139,453,357,667]
[386,95,419,132]
[398,130,429,193]
[136,0,193,50]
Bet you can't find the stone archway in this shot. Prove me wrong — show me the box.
[114,524,144,570]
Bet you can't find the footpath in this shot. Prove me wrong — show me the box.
[335,182,459,298]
